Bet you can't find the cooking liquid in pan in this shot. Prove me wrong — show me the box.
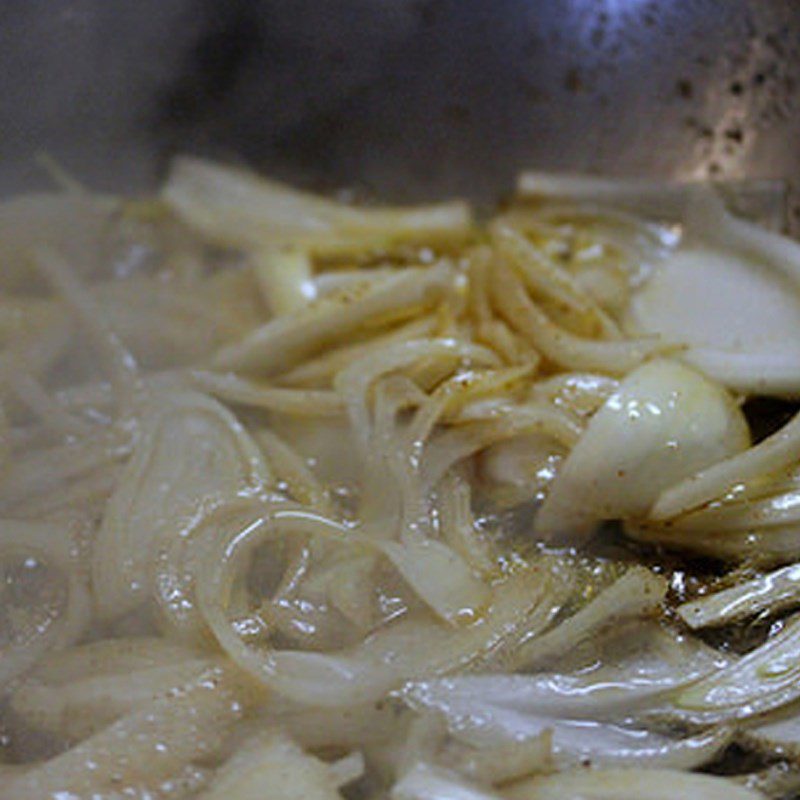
[1,160,800,798]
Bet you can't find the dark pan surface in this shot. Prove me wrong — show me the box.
[2,0,799,223]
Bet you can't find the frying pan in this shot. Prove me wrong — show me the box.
[1,0,799,228]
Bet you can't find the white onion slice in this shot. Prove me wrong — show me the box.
[628,192,800,396]
[535,359,748,540]
[504,766,764,800]
[164,156,472,257]
[510,567,666,669]
[92,389,270,620]
[678,563,800,629]
[404,675,730,769]
[740,710,800,760]
[198,729,346,800]
[404,622,727,718]
[628,247,800,394]
[673,613,800,723]
[393,762,501,800]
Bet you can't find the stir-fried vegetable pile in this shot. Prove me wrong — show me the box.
[1,160,800,800]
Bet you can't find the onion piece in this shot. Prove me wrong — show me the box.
[213,263,456,375]
[3,661,249,799]
[491,222,617,338]
[92,389,271,621]
[253,247,316,316]
[424,402,583,495]
[627,246,800,395]
[393,762,502,800]
[627,520,800,565]
[733,764,800,799]
[516,172,786,228]
[163,157,473,257]
[334,337,500,452]
[504,767,765,800]
[673,613,800,723]
[190,369,344,416]
[379,537,491,626]
[444,730,553,785]
[404,673,730,770]
[491,261,665,374]
[651,410,800,522]
[438,472,495,576]
[328,751,366,789]
[404,621,732,770]
[627,191,800,395]
[11,639,213,741]
[527,372,619,418]
[510,567,667,669]
[198,729,347,800]
[0,518,90,689]
[0,428,130,513]
[193,503,566,706]
[406,623,728,723]
[33,247,141,413]
[739,710,800,760]
[84,270,265,370]
[254,428,331,511]
[688,188,800,288]
[480,433,567,504]
[535,359,748,540]
[274,701,401,751]
[678,563,800,629]
[403,648,714,724]
[253,569,564,705]
[662,486,800,532]
[278,314,438,388]
[12,635,198,681]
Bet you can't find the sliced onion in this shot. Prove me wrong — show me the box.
[393,762,502,800]
[92,389,271,621]
[334,337,500,453]
[535,359,748,540]
[213,263,456,375]
[443,730,553,786]
[404,673,730,770]
[0,518,90,689]
[678,563,800,629]
[627,191,800,396]
[278,314,438,389]
[253,247,316,316]
[404,623,732,769]
[198,729,346,800]
[491,260,665,374]
[3,661,249,798]
[628,246,800,395]
[515,172,786,228]
[651,410,800,523]
[164,157,472,257]
[673,612,800,723]
[510,567,667,669]
[379,537,491,626]
[193,503,566,706]
[504,766,764,800]
[11,639,212,741]
[739,709,800,760]
[191,369,344,417]
[627,520,800,565]
[733,764,800,799]
[406,623,728,723]
[274,701,401,751]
